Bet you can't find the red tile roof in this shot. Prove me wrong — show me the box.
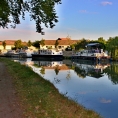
[58,38,69,40]
[44,40,78,45]
[4,40,16,45]
[0,40,27,46]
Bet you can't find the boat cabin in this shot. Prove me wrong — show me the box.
[38,49,63,55]
[85,43,103,53]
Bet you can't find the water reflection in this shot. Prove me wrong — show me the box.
[104,62,118,84]
[72,60,110,79]
[13,58,118,118]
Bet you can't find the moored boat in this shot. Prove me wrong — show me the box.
[18,48,35,58]
[32,49,64,60]
[72,43,111,61]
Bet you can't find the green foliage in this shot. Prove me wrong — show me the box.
[27,40,32,47]
[89,40,106,50]
[0,0,61,34]
[98,37,106,45]
[32,40,40,49]
[75,39,89,50]
[55,39,59,48]
[14,39,23,49]
[2,41,6,49]
[40,39,45,47]
[106,36,118,58]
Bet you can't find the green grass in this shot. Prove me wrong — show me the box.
[0,57,102,118]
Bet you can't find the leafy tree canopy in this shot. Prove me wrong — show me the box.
[27,40,32,47]
[40,38,45,47]
[32,40,40,49]
[2,41,6,49]
[75,38,89,50]
[55,39,59,48]
[14,39,22,49]
[0,0,61,34]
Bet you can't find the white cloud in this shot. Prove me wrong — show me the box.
[100,98,111,103]
[79,10,88,13]
[79,10,98,14]
[101,1,112,6]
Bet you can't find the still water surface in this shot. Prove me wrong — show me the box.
[14,58,118,118]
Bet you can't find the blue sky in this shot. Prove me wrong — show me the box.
[0,0,118,41]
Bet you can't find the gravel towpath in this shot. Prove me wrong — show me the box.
[0,62,25,118]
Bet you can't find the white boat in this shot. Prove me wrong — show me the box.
[72,43,111,61]
[32,49,64,60]
[5,50,19,57]
[19,48,35,58]
[5,48,35,58]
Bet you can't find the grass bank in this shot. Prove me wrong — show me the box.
[0,57,102,118]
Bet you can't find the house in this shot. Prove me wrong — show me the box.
[0,40,28,51]
[0,40,16,51]
[40,38,78,50]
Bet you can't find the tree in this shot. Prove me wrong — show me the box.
[27,40,32,47]
[14,40,22,49]
[2,41,6,49]
[0,0,61,34]
[32,40,40,49]
[66,35,71,45]
[55,39,59,49]
[106,36,118,59]
[75,38,89,50]
[98,37,106,44]
[97,37,106,50]
[40,39,45,48]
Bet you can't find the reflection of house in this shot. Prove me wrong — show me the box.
[40,38,78,50]
[34,61,70,70]
[44,64,69,70]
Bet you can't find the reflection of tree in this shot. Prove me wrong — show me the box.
[54,65,60,84]
[54,65,60,75]
[40,67,45,75]
[74,65,104,79]
[104,63,118,84]
[74,67,86,78]
[54,77,60,84]
[88,69,103,78]
[66,70,71,80]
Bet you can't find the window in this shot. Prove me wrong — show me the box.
[58,46,61,49]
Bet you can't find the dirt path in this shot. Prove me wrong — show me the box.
[0,62,25,118]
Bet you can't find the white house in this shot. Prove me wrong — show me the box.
[40,38,78,50]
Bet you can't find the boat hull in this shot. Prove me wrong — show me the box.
[32,54,64,61]
[71,55,110,61]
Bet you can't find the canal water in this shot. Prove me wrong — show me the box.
[13,58,118,118]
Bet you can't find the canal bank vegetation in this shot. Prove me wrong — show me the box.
[0,57,101,118]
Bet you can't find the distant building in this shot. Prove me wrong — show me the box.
[0,40,27,51]
[0,40,16,50]
[40,38,78,50]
